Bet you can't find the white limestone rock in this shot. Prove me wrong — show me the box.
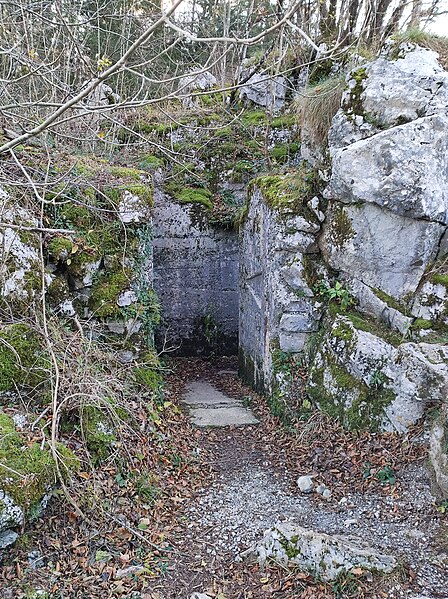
[118,188,152,224]
[308,315,448,432]
[178,70,217,108]
[348,278,412,335]
[247,522,396,580]
[326,115,448,225]
[329,45,448,151]
[411,279,448,327]
[297,475,314,493]
[361,47,448,126]
[239,73,286,111]
[0,194,48,301]
[116,289,137,307]
[0,490,24,550]
[320,202,444,300]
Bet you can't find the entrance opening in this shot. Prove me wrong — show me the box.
[152,195,239,357]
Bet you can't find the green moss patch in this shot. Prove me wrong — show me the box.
[89,270,131,319]
[0,412,78,510]
[328,203,355,249]
[253,165,319,216]
[372,287,408,314]
[47,236,73,261]
[81,405,117,464]
[347,312,403,346]
[308,358,396,431]
[343,67,367,117]
[431,273,448,288]
[0,324,49,392]
[166,184,213,209]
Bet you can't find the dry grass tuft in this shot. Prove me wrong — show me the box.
[394,28,448,68]
[293,75,345,146]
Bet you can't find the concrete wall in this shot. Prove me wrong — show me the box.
[152,191,239,355]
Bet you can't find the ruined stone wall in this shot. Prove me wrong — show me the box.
[153,191,239,356]
[239,183,323,391]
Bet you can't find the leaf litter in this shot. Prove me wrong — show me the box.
[1,357,447,599]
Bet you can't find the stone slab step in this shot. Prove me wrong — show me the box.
[182,380,259,427]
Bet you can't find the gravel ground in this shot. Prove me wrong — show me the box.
[145,361,448,599]
[181,430,448,598]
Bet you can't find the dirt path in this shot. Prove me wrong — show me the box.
[146,359,448,599]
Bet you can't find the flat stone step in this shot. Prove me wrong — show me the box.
[182,380,259,428]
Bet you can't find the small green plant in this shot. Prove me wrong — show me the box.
[369,369,386,389]
[314,280,355,312]
[135,474,159,504]
[362,461,372,480]
[242,395,253,408]
[437,500,448,514]
[376,465,396,485]
[203,312,219,348]
[331,568,360,598]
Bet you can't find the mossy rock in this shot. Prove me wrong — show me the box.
[165,184,213,209]
[0,324,49,392]
[89,270,131,319]
[0,412,78,511]
[253,165,320,218]
[343,67,368,117]
[308,357,395,431]
[47,236,73,261]
[81,405,117,464]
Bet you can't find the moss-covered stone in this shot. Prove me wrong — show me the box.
[47,236,73,261]
[165,184,213,209]
[89,270,131,319]
[343,67,367,117]
[431,273,448,288]
[254,165,319,216]
[0,324,49,392]
[372,286,408,314]
[328,203,355,249]
[81,405,117,464]
[0,412,78,511]
[270,142,300,163]
[412,318,433,330]
[308,357,396,431]
[347,312,403,346]
[241,110,267,126]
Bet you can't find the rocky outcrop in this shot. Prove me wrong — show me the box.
[308,315,448,432]
[178,70,218,108]
[239,43,448,431]
[245,522,396,580]
[239,72,287,111]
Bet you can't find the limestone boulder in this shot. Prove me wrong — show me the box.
[0,491,23,549]
[320,202,444,300]
[0,188,52,302]
[239,73,286,111]
[348,278,412,335]
[411,275,448,331]
[307,315,448,432]
[325,115,448,225]
[361,47,448,127]
[429,404,448,499]
[245,522,396,580]
[329,45,448,151]
[178,70,217,108]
